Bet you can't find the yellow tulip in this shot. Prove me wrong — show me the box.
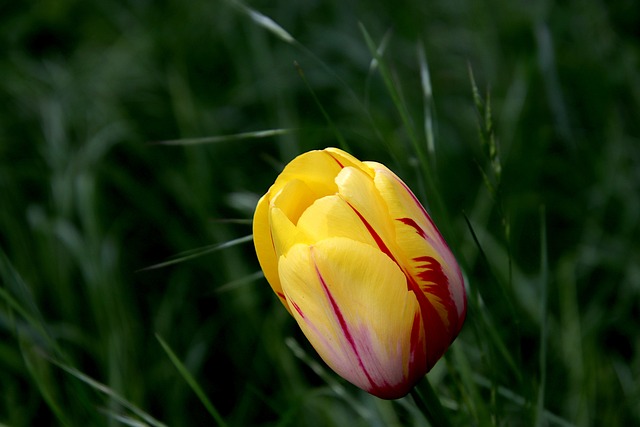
[253,147,466,399]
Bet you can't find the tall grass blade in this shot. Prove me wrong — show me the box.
[535,207,549,426]
[294,61,350,151]
[359,23,449,228]
[417,41,436,163]
[462,214,521,381]
[155,334,228,427]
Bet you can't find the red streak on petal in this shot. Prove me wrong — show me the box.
[325,151,345,168]
[397,217,427,239]
[311,249,388,396]
[413,256,459,342]
[390,174,447,243]
[347,203,397,262]
[290,299,304,318]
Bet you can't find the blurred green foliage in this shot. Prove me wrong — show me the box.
[0,0,638,425]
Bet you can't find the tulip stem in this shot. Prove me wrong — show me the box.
[410,376,451,427]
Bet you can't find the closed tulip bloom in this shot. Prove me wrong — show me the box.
[253,147,466,399]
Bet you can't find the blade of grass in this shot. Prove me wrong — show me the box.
[98,409,149,427]
[138,235,253,271]
[155,334,228,427]
[462,213,521,381]
[417,41,436,167]
[153,128,294,146]
[285,337,374,422]
[47,356,168,427]
[227,0,295,44]
[17,334,72,427]
[214,270,264,294]
[294,61,350,151]
[358,23,449,230]
[447,344,493,427]
[410,376,451,427]
[535,206,549,426]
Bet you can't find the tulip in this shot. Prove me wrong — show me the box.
[253,147,466,399]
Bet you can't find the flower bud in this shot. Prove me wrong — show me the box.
[253,148,466,399]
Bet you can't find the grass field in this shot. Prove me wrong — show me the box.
[0,0,639,426]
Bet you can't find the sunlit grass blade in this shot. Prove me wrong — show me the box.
[155,334,228,427]
[47,357,167,427]
[153,129,294,146]
[138,235,253,271]
[98,409,149,427]
[227,0,295,44]
[417,41,436,164]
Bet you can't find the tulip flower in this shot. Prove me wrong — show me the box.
[253,147,466,399]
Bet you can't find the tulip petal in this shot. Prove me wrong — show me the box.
[324,147,375,177]
[296,195,378,248]
[278,237,422,399]
[334,166,397,250]
[270,150,342,200]
[369,163,466,337]
[252,194,285,305]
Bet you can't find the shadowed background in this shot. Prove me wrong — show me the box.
[0,0,638,425]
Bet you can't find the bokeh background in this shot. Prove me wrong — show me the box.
[1,0,638,426]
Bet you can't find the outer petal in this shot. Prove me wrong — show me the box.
[369,162,466,338]
[279,237,422,399]
[324,147,375,178]
[252,193,285,305]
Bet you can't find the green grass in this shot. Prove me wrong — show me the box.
[1,0,639,425]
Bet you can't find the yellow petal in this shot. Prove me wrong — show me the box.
[324,147,375,177]
[269,206,310,259]
[334,166,397,253]
[270,150,341,201]
[296,195,378,247]
[252,194,288,308]
[278,237,421,399]
[270,179,317,225]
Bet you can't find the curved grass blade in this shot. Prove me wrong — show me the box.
[155,334,228,427]
[48,357,168,427]
[227,0,295,44]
